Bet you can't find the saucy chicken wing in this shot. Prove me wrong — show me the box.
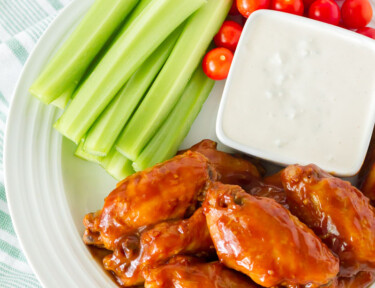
[83,151,216,250]
[183,139,262,186]
[103,208,215,286]
[184,139,288,206]
[203,182,339,287]
[143,256,260,288]
[281,164,375,277]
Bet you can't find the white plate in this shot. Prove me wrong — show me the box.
[4,0,375,287]
[3,0,226,287]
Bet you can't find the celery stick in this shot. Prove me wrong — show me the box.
[133,67,214,171]
[83,29,181,156]
[78,0,156,89]
[50,90,71,109]
[54,0,205,144]
[53,0,155,111]
[116,0,232,161]
[53,0,160,111]
[76,140,133,180]
[30,0,139,104]
[101,148,135,181]
[75,140,103,164]
[118,0,154,35]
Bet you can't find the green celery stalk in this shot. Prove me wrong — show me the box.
[76,140,133,180]
[75,139,103,164]
[80,0,156,86]
[50,90,72,109]
[54,0,205,144]
[101,148,135,181]
[133,66,214,171]
[116,0,232,161]
[83,29,181,156]
[118,0,154,35]
[49,0,154,110]
[29,0,139,104]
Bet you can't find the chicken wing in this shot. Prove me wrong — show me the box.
[83,151,216,250]
[281,164,375,277]
[185,139,286,205]
[203,182,339,287]
[183,139,262,186]
[103,208,215,286]
[143,256,260,288]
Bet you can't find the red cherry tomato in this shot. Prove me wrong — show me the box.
[214,21,243,52]
[237,0,270,18]
[271,0,304,15]
[308,0,341,25]
[202,48,234,81]
[341,0,373,29]
[357,27,375,39]
[229,1,240,14]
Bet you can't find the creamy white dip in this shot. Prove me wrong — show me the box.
[218,11,375,176]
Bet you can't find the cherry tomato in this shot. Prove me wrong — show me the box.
[357,27,375,39]
[229,1,240,14]
[214,21,243,52]
[341,0,373,29]
[237,0,270,18]
[202,48,234,80]
[271,0,304,15]
[308,0,341,25]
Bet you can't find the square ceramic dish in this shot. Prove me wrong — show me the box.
[216,10,375,176]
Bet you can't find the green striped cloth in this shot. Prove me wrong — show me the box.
[0,1,374,288]
[0,1,71,287]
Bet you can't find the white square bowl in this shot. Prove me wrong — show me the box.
[216,10,375,176]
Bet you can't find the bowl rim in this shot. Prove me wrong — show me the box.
[216,10,375,177]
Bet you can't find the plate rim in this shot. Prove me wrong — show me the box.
[4,0,119,287]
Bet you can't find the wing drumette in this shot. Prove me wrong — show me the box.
[203,182,339,288]
[182,140,289,206]
[83,151,216,250]
[103,208,215,286]
[186,139,290,207]
[282,165,375,277]
[143,256,260,288]
[184,139,262,186]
